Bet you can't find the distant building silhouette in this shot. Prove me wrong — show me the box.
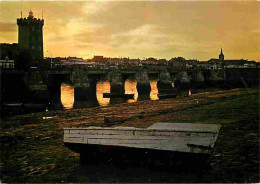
[17,10,44,61]
[0,43,19,60]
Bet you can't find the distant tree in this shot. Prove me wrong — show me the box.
[15,50,32,71]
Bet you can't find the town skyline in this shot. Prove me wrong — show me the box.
[0,1,259,61]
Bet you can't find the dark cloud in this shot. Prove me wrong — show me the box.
[0,23,17,32]
[75,43,90,48]
[74,29,110,44]
[46,35,68,42]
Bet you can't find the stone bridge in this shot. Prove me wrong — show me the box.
[1,65,259,105]
[45,65,214,101]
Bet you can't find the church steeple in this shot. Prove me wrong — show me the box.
[219,48,224,61]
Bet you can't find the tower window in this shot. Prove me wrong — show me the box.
[32,26,34,31]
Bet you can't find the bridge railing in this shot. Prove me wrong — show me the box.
[56,64,187,72]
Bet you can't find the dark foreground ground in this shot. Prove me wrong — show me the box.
[0,88,259,183]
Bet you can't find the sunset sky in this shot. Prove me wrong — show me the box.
[0,1,259,61]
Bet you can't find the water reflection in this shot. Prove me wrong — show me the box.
[97,82,110,106]
[150,80,159,100]
[189,89,192,96]
[61,84,74,109]
[60,80,160,109]
[125,79,138,103]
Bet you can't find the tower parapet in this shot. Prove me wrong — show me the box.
[17,9,44,25]
[17,17,44,25]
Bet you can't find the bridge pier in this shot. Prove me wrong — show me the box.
[48,83,62,108]
[179,71,190,90]
[110,72,125,94]
[158,71,173,92]
[74,83,98,101]
[27,70,49,104]
[74,87,90,101]
[73,99,99,108]
[88,75,101,100]
[72,71,93,101]
[208,70,225,87]
[47,73,70,108]
[28,84,49,103]
[192,70,205,89]
[136,71,151,100]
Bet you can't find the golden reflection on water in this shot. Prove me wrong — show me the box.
[125,79,138,103]
[150,80,159,100]
[61,84,74,109]
[189,89,192,96]
[60,80,160,109]
[96,82,110,106]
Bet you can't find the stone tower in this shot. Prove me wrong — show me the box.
[219,48,224,62]
[17,10,44,61]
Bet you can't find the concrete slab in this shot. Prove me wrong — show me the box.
[64,123,221,155]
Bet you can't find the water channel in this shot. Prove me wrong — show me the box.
[1,80,192,117]
[60,80,159,110]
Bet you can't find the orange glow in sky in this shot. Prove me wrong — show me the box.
[0,1,259,61]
